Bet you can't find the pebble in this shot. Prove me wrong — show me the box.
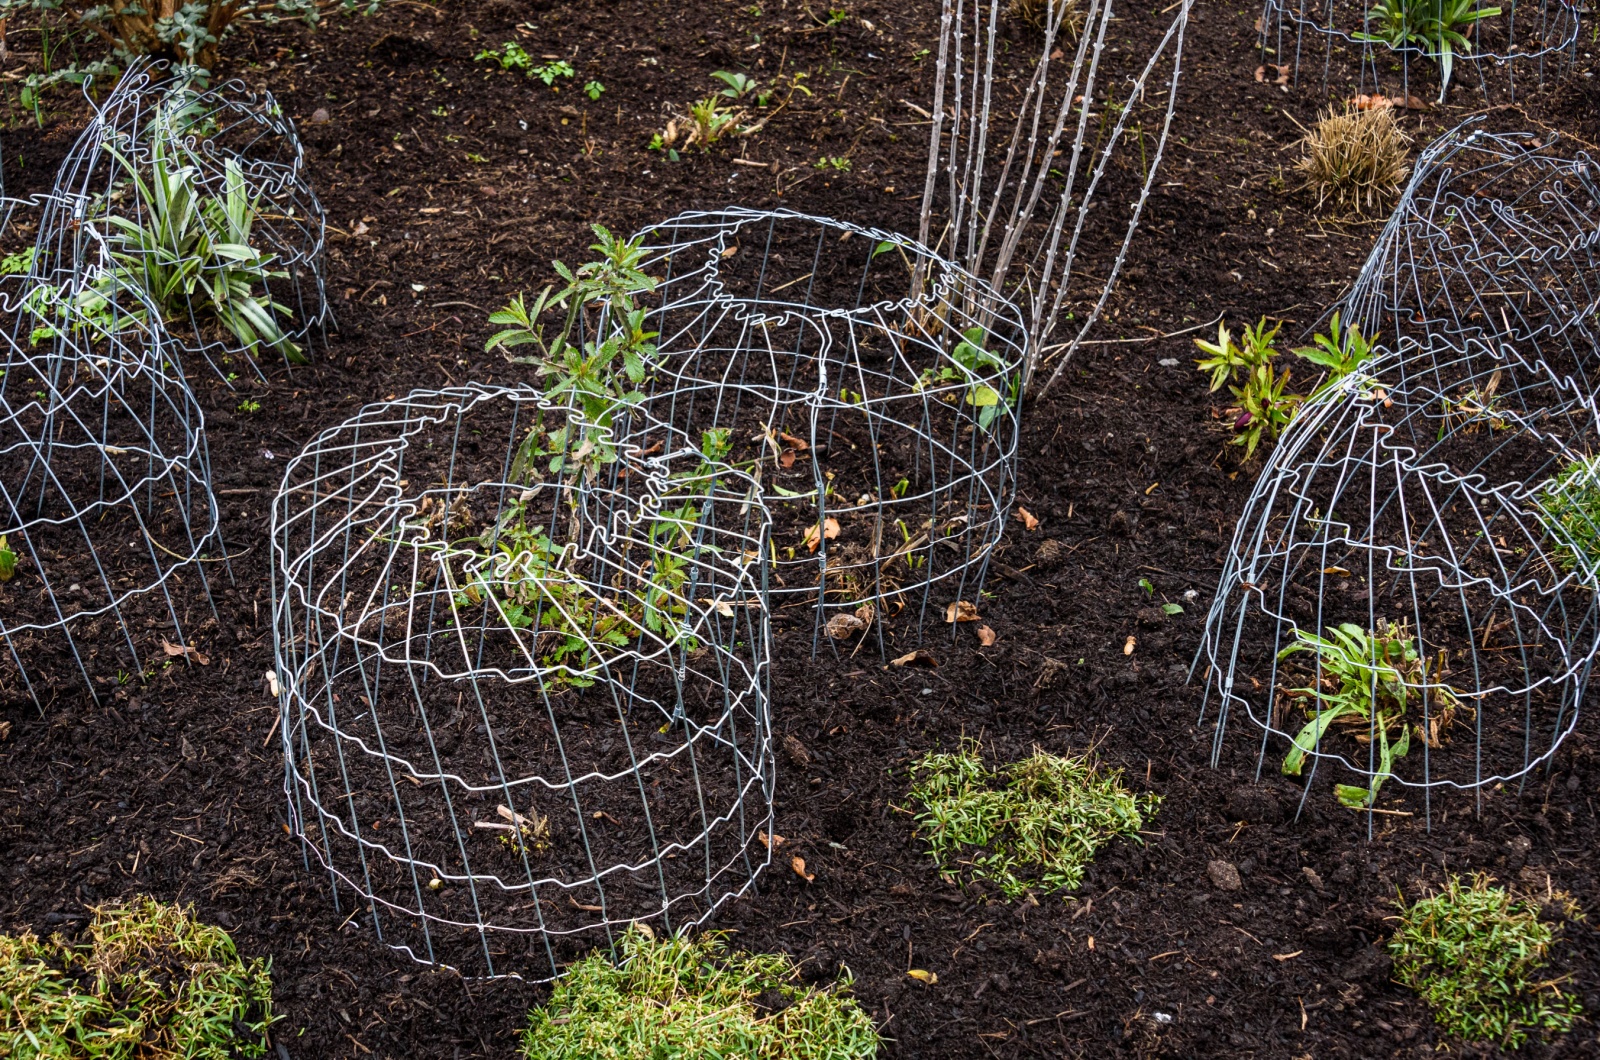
[309,107,330,124]
[1207,859,1242,891]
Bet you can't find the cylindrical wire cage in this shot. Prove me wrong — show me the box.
[0,286,223,705]
[273,384,774,979]
[619,208,1024,645]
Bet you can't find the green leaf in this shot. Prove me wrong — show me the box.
[1161,603,1183,615]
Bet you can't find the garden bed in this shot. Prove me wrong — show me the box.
[3,0,1600,1056]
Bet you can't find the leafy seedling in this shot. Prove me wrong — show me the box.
[1293,312,1375,396]
[711,70,758,98]
[1354,0,1502,101]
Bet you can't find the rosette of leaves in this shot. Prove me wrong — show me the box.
[1531,454,1600,578]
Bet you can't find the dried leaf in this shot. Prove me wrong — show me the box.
[1255,63,1289,85]
[976,624,997,647]
[780,448,797,469]
[1123,635,1136,655]
[792,855,815,882]
[720,244,738,258]
[824,517,841,541]
[945,600,980,624]
[802,524,822,553]
[1016,506,1040,531]
[825,612,868,639]
[759,830,786,850]
[161,639,210,665]
[907,968,938,984]
[0,719,11,740]
[777,430,810,451]
[1273,950,1303,962]
[891,650,938,668]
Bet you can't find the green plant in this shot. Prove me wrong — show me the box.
[1353,0,1502,101]
[476,40,533,72]
[533,59,576,86]
[584,79,605,100]
[237,398,261,413]
[1293,311,1376,396]
[1277,619,1461,808]
[0,895,275,1058]
[815,155,852,171]
[1390,874,1580,1047]
[1,246,36,276]
[1532,454,1600,575]
[0,535,16,582]
[825,6,848,25]
[687,95,742,147]
[907,740,1157,898]
[1294,105,1411,213]
[0,0,324,77]
[522,926,879,1059]
[912,326,1014,431]
[486,224,656,482]
[712,70,758,98]
[1194,318,1302,459]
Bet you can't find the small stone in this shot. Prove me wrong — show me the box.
[1158,358,1179,367]
[1207,859,1242,892]
[782,733,810,768]
[1302,866,1326,892]
[309,107,330,124]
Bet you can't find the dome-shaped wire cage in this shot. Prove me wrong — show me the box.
[617,208,1025,648]
[4,59,328,383]
[272,384,774,979]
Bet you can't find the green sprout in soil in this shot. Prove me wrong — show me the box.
[1390,873,1581,1048]
[1353,0,1501,102]
[1531,453,1600,576]
[0,895,275,1058]
[521,925,880,1060]
[1194,317,1302,459]
[1277,618,1462,809]
[907,740,1158,898]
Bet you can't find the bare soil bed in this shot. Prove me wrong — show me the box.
[4,0,1600,1056]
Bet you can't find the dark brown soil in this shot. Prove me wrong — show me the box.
[4,1,1600,1057]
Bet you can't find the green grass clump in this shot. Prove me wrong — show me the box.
[907,740,1158,898]
[1532,454,1600,575]
[522,926,879,1060]
[1389,874,1581,1048]
[0,896,275,1059]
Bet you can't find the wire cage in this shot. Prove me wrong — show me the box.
[1336,121,1600,399]
[0,296,223,707]
[1196,336,1600,825]
[272,384,774,979]
[617,208,1023,646]
[1259,0,1583,104]
[3,58,328,382]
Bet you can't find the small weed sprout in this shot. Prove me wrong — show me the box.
[907,740,1157,897]
[711,70,758,99]
[1292,312,1376,397]
[1194,318,1302,459]
[1390,874,1580,1046]
[1532,454,1600,575]
[815,155,852,171]
[533,60,576,86]
[521,926,880,1059]
[476,40,534,72]
[1277,619,1462,808]
[1009,0,1085,36]
[584,80,605,100]
[1294,105,1410,214]
[912,326,1014,431]
[0,896,275,1058]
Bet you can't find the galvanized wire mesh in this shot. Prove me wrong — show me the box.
[1197,122,1600,825]
[272,384,774,979]
[1259,0,1582,104]
[3,59,327,382]
[621,208,1023,647]
[0,272,223,706]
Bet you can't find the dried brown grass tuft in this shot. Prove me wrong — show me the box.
[1009,0,1085,36]
[1295,105,1411,214]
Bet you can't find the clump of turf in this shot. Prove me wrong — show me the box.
[1532,453,1600,575]
[1389,874,1581,1048]
[907,740,1158,897]
[522,925,880,1060]
[0,895,275,1059]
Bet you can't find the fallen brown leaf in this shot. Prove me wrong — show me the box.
[825,612,868,639]
[0,719,10,740]
[1123,635,1136,655]
[891,650,939,668]
[777,430,810,451]
[1254,63,1289,85]
[792,855,814,882]
[759,830,786,851]
[824,517,841,540]
[780,449,797,468]
[907,968,938,984]
[945,600,980,624]
[1016,507,1040,531]
[161,639,210,665]
[977,625,997,647]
